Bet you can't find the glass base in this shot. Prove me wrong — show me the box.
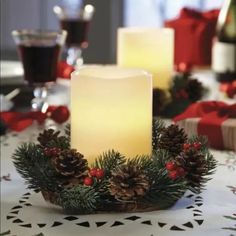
[66,47,83,67]
[31,87,49,112]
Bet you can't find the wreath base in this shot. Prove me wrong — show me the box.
[42,191,175,214]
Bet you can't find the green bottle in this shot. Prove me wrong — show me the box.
[212,0,236,82]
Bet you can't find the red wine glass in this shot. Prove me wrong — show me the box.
[53,4,94,66]
[12,30,67,111]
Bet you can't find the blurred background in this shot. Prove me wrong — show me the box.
[0,0,224,64]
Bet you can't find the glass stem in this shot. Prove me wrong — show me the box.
[66,47,83,67]
[31,86,48,112]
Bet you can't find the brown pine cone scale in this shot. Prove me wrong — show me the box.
[158,124,187,156]
[52,149,88,179]
[109,164,150,201]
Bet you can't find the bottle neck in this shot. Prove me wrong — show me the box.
[217,0,236,43]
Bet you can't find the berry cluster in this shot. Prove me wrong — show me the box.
[183,142,201,151]
[83,168,105,186]
[175,89,189,99]
[44,147,61,157]
[166,161,186,180]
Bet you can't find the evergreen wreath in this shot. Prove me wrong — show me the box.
[153,71,207,117]
[12,120,216,214]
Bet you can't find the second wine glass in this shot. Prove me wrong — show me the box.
[54,3,95,67]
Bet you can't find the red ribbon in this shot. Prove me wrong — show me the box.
[0,106,70,132]
[173,101,236,149]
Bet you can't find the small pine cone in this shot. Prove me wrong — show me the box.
[109,164,150,201]
[175,149,207,189]
[52,149,88,179]
[38,129,60,147]
[158,124,187,156]
[185,79,204,102]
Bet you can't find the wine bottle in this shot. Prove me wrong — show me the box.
[212,0,236,82]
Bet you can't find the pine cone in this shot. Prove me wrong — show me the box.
[158,125,187,156]
[38,129,60,147]
[52,149,88,179]
[109,164,150,201]
[175,148,207,190]
[186,79,204,101]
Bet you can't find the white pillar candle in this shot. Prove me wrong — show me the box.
[71,65,152,164]
[117,28,174,90]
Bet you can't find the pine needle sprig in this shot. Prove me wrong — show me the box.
[59,186,99,214]
[145,169,187,207]
[206,151,217,174]
[186,150,217,194]
[13,143,62,192]
[152,118,165,150]
[127,155,153,172]
[93,150,126,176]
[65,124,70,138]
[190,151,217,194]
[152,149,172,168]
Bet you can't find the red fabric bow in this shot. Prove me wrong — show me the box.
[165,8,220,67]
[0,106,70,132]
[173,101,236,149]
[57,61,75,79]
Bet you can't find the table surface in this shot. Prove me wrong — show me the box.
[1,63,236,236]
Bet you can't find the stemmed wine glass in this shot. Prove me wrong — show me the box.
[53,3,94,66]
[12,30,67,112]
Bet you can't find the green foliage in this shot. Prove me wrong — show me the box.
[206,152,217,174]
[11,120,217,214]
[145,150,187,205]
[59,186,99,214]
[127,155,153,172]
[186,150,217,194]
[188,151,217,194]
[152,118,165,150]
[145,169,187,206]
[13,143,62,192]
[188,135,209,153]
[93,150,126,176]
[65,124,71,138]
[162,100,191,118]
[171,73,189,91]
[152,149,172,168]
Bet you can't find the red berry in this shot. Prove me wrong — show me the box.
[44,148,51,156]
[83,177,93,186]
[168,170,179,180]
[177,167,185,177]
[51,147,60,156]
[183,143,190,150]
[89,168,97,177]
[96,169,105,179]
[193,142,201,150]
[179,89,189,99]
[165,161,177,171]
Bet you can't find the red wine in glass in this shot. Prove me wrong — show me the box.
[60,19,90,48]
[12,30,67,111]
[18,44,61,85]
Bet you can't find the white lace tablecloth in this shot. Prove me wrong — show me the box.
[1,121,236,236]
